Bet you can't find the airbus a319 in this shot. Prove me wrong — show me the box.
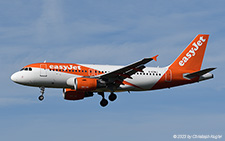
[11,34,215,107]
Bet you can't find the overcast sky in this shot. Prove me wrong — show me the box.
[0,0,224,140]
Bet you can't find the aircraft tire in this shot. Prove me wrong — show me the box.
[100,99,108,107]
[109,93,117,101]
[38,95,44,101]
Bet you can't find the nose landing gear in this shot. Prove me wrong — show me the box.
[38,87,45,101]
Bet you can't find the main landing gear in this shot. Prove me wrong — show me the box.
[38,87,45,101]
[98,92,117,107]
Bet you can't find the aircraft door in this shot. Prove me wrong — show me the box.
[40,64,47,77]
[88,69,95,76]
[165,69,172,82]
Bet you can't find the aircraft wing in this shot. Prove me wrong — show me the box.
[98,55,158,87]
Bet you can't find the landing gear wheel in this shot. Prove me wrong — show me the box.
[38,87,45,101]
[98,92,108,107]
[38,95,44,101]
[100,99,108,107]
[109,93,117,101]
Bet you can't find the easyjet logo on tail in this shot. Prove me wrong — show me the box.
[179,36,206,66]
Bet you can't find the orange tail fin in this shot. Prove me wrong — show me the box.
[169,34,209,71]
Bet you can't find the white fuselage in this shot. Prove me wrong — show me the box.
[11,64,168,92]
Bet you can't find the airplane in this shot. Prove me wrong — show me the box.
[11,34,216,107]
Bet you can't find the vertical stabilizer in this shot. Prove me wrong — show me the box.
[169,34,209,71]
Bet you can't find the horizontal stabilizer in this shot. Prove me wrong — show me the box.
[184,68,216,79]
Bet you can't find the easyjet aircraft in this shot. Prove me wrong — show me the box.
[11,34,215,107]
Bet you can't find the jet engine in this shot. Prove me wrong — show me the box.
[63,88,93,100]
[66,77,105,91]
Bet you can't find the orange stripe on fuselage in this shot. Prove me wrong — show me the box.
[151,69,199,90]
[123,81,145,90]
[24,63,104,76]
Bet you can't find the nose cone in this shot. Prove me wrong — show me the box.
[11,72,18,82]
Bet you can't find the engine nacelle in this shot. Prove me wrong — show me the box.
[63,89,93,100]
[75,77,97,91]
[67,77,106,91]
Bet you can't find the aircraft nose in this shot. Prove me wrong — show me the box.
[11,72,18,82]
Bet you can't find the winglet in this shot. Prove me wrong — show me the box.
[152,55,159,61]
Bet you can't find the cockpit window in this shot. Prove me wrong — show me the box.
[20,67,32,71]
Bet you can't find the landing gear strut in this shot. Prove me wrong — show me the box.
[98,92,108,107]
[38,87,45,101]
